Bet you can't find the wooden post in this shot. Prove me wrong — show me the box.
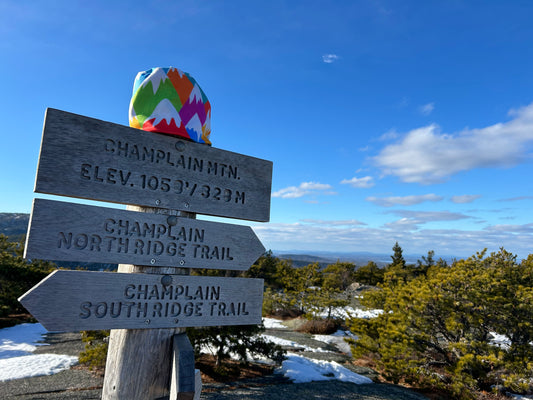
[102,206,194,400]
[170,333,197,400]
[21,109,271,400]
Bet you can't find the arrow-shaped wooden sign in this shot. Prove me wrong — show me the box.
[33,108,272,222]
[25,199,265,270]
[19,270,264,331]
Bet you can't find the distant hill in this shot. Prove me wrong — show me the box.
[275,250,459,268]
[276,252,390,268]
[0,212,115,271]
[0,212,30,240]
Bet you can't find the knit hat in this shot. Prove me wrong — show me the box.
[129,67,211,144]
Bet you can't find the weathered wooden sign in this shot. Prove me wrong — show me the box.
[34,108,272,222]
[19,270,264,331]
[25,199,264,270]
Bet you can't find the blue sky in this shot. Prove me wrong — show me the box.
[2,0,533,259]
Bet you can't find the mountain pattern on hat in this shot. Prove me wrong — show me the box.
[129,67,211,145]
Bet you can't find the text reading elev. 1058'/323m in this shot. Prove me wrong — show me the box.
[80,163,246,204]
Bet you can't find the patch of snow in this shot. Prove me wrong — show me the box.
[510,395,533,400]
[0,323,48,360]
[0,354,78,381]
[313,330,357,355]
[490,332,511,349]
[0,323,78,382]
[277,353,372,384]
[262,318,287,329]
[324,306,383,320]
[261,334,331,353]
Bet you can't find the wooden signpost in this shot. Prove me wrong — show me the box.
[19,270,263,331]
[25,198,265,270]
[34,108,272,222]
[19,108,273,400]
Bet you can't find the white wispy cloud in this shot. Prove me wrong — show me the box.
[378,129,399,141]
[387,210,471,223]
[322,54,339,63]
[500,196,533,202]
[272,182,334,199]
[300,219,367,227]
[340,176,375,188]
[366,193,443,207]
[451,195,482,204]
[383,210,471,231]
[419,102,435,115]
[374,103,533,184]
[485,223,533,233]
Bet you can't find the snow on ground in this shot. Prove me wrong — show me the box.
[260,334,332,353]
[0,323,48,359]
[322,306,383,320]
[490,332,511,349]
[262,317,287,329]
[1,315,371,385]
[278,353,372,384]
[0,323,78,382]
[313,330,357,355]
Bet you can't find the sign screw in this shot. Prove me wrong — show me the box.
[150,259,156,264]
[179,260,185,266]
[184,202,189,208]
[167,215,178,226]
[145,319,151,324]
[155,199,161,206]
[174,319,179,324]
[175,141,185,151]
[161,275,172,286]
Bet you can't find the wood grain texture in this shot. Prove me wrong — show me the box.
[170,333,196,400]
[25,198,264,270]
[34,108,272,222]
[18,269,264,331]
[102,326,178,399]
[102,206,192,400]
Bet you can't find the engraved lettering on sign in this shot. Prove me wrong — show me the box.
[79,163,246,205]
[76,284,253,321]
[103,139,240,180]
[54,217,243,261]
[208,302,249,316]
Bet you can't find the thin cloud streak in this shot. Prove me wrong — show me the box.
[340,176,374,188]
[451,195,482,204]
[366,194,443,207]
[419,102,435,115]
[272,182,334,199]
[387,210,472,222]
[300,219,367,227]
[500,196,533,202]
[322,54,339,63]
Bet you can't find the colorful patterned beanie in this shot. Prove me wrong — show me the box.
[129,67,211,145]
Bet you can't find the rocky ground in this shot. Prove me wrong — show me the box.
[0,326,429,400]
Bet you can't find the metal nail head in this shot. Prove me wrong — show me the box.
[150,259,156,264]
[161,275,172,286]
[175,141,185,151]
